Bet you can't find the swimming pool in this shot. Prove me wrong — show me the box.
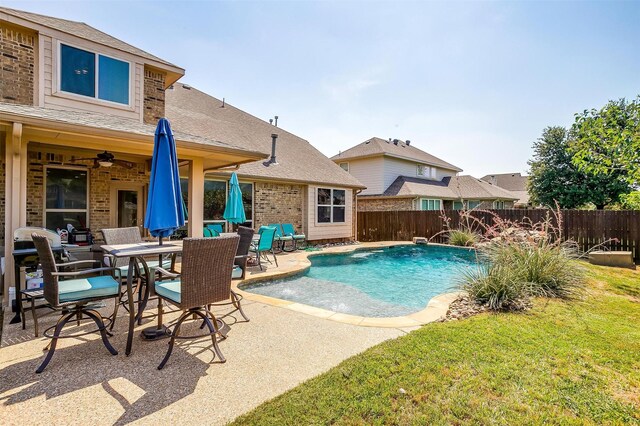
[242,244,477,318]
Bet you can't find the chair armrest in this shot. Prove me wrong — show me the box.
[56,259,102,269]
[52,266,121,278]
[155,267,180,279]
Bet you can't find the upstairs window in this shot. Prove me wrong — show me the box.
[493,200,506,209]
[417,164,436,178]
[317,188,346,223]
[339,162,349,172]
[60,44,130,105]
[468,200,481,209]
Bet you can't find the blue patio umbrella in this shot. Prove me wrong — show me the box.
[144,118,185,243]
[223,172,246,224]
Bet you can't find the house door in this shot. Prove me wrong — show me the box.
[110,184,144,230]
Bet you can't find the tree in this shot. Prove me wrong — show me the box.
[528,126,629,209]
[571,96,640,186]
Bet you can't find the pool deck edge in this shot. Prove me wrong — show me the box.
[233,241,466,328]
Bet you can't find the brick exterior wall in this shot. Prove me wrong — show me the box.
[0,23,35,105]
[358,197,414,212]
[143,67,166,124]
[253,182,304,232]
[26,149,148,233]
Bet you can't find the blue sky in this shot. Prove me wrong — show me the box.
[5,0,640,176]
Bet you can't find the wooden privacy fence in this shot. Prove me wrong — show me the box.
[357,209,640,262]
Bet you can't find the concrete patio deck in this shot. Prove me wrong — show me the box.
[0,242,457,424]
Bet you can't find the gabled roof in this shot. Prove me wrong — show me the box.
[480,172,530,205]
[480,172,528,191]
[0,6,182,71]
[165,83,365,188]
[375,175,519,200]
[331,137,462,172]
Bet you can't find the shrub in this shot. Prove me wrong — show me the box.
[448,229,478,247]
[455,208,586,311]
[460,263,539,311]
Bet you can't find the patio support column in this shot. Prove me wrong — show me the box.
[187,158,204,237]
[3,122,26,305]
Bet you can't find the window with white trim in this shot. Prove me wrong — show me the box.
[493,200,505,209]
[468,200,481,209]
[59,43,130,105]
[317,188,346,223]
[44,166,89,231]
[453,201,464,210]
[419,198,441,211]
[339,162,349,172]
[417,164,436,178]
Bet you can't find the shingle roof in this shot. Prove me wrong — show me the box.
[373,175,518,200]
[331,137,462,172]
[0,6,181,69]
[165,84,365,188]
[0,102,265,158]
[480,173,530,205]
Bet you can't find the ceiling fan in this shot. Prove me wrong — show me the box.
[71,151,134,169]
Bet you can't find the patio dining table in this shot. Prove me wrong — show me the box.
[101,240,183,356]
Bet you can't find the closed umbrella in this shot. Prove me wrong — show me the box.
[144,118,185,244]
[223,172,246,224]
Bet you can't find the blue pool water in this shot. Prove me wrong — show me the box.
[243,244,477,317]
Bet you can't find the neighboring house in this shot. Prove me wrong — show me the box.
[480,173,532,208]
[0,6,362,303]
[332,137,518,211]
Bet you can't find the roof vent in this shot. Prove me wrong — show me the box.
[182,84,191,90]
[264,133,279,166]
[365,140,370,144]
[406,140,411,146]
[388,138,392,143]
[393,139,399,145]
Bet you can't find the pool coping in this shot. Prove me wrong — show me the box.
[233,241,468,328]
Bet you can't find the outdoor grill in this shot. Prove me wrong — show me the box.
[9,227,65,324]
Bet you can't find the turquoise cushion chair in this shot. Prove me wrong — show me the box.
[250,226,278,270]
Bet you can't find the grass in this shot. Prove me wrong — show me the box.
[232,263,640,425]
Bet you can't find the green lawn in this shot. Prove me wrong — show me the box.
[233,264,640,425]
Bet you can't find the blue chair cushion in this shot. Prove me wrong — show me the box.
[155,280,181,304]
[58,275,120,303]
[232,265,243,279]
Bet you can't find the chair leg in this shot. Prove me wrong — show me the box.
[257,251,263,271]
[36,311,75,374]
[84,309,118,356]
[31,298,39,337]
[200,309,226,363]
[272,249,279,267]
[158,310,189,370]
[110,293,120,331]
[231,291,249,322]
[20,294,26,331]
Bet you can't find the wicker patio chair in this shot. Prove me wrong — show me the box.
[233,226,254,280]
[31,234,121,373]
[250,226,278,270]
[153,236,240,370]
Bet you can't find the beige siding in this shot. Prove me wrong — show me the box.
[344,157,384,195]
[40,33,143,120]
[306,186,354,240]
[383,157,458,190]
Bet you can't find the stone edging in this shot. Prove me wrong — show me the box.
[233,241,468,328]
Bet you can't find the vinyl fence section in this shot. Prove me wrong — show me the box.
[357,209,640,262]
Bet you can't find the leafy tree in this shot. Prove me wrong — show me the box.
[528,126,629,209]
[571,96,640,186]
